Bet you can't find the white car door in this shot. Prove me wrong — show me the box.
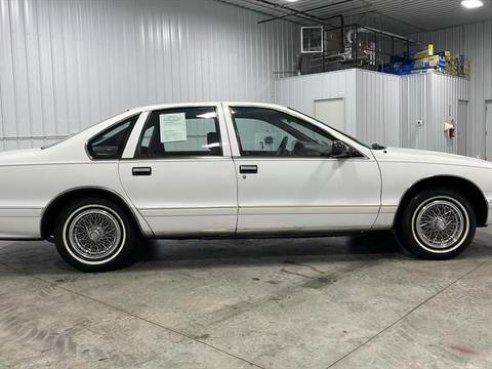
[223,104,382,234]
[119,104,238,236]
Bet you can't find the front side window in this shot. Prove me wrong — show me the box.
[231,107,336,157]
[87,115,138,159]
[137,107,222,158]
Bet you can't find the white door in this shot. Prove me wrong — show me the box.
[314,98,345,131]
[227,105,381,234]
[486,101,492,160]
[457,100,468,156]
[119,105,237,236]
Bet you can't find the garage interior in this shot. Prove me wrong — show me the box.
[1,0,492,368]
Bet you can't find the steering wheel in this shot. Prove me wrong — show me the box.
[276,136,288,156]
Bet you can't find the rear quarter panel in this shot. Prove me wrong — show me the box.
[0,161,130,238]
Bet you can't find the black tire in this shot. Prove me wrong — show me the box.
[54,197,138,272]
[396,188,476,259]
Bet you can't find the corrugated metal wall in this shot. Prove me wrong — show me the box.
[275,69,469,152]
[274,70,358,135]
[401,73,469,154]
[428,73,469,153]
[466,21,492,159]
[0,0,298,150]
[355,70,401,147]
[414,20,492,159]
[400,73,427,150]
[274,69,402,146]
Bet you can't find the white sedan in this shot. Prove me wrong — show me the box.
[1,102,491,271]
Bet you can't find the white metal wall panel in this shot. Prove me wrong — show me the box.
[275,69,468,153]
[400,74,426,150]
[428,73,469,154]
[274,70,358,135]
[314,98,345,131]
[400,73,469,154]
[274,69,401,146]
[414,20,492,159]
[355,69,401,147]
[465,21,492,159]
[0,0,298,150]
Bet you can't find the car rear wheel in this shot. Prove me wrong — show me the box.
[54,197,138,272]
[396,189,476,259]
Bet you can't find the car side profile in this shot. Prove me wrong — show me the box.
[0,102,491,271]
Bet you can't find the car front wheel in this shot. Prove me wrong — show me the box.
[397,189,476,259]
[54,197,138,272]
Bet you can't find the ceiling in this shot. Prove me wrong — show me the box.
[216,0,492,35]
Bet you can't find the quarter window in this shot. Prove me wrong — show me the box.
[231,107,336,157]
[88,115,138,160]
[137,107,222,158]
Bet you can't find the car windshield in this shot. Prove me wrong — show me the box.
[287,108,372,149]
[325,124,372,149]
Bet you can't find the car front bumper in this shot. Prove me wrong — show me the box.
[486,197,492,226]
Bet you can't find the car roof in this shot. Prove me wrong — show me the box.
[127,101,285,114]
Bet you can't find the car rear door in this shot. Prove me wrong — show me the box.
[118,104,238,237]
[223,103,382,235]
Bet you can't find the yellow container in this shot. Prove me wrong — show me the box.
[428,44,434,56]
[415,44,435,60]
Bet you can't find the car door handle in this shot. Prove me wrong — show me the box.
[132,167,152,176]
[239,165,258,174]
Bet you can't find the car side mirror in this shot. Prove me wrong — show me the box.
[294,141,331,156]
[330,140,348,157]
[91,145,119,158]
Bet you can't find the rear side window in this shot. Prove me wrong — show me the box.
[88,115,138,160]
[136,107,222,158]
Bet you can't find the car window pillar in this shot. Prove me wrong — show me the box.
[121,112,150,159]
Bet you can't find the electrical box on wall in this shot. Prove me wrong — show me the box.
[444,121,456,139]
[417,120,424,126]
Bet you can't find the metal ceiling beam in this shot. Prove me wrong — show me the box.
[321,3,373,19]
[258,0,356,24]
[247,0,328,24]
[214,0,305,25]
[299,0,357,14]
[218,0,320,24]
[369,9,428,32]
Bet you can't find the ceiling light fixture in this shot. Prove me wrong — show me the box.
[284,0,300,2]
[461,0,484,9]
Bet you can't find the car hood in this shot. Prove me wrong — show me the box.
[372,147,492,169]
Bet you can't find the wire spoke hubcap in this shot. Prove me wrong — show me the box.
[68,208,123,261]
[414,198,466,250]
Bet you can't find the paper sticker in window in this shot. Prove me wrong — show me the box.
[159,113,187,142]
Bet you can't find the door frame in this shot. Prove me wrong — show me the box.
[221,102,372,158]
[118,103,238,236]
[122,102,233,159]
[485,100,492,161]
[457,99,468,157]
[221,102,381,234]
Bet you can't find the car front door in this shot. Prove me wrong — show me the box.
[119,104,238,236]
[224,104,382,235]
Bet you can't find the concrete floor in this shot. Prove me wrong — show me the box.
[0,230,491,369]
